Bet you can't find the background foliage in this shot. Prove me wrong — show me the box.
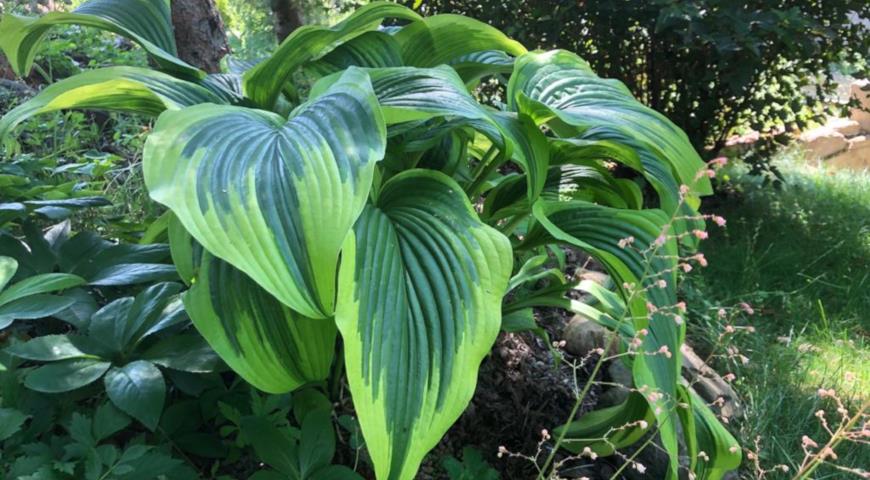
[407,0,870,158]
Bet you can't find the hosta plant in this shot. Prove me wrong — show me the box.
[0,1,740,478]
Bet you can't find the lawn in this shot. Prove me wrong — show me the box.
[687,150,870,477]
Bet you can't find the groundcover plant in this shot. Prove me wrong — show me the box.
[0,1,740,478]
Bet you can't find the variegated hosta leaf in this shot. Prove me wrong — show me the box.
[393,14,526,68]
[483,163,644,221]
[169,217,335,393]
[311,66,548,203]
[0,0,199,78]
[144,68,386,319]
[448,50,515,86]
[0,67,226,140]
[336,170,512,480]
[181,244,336,394]
[243,1,421,109]
[507,50,712,200]
[525,199,683,478]
[304,31,404,78]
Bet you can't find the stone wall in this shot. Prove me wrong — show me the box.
[800,80,870,170]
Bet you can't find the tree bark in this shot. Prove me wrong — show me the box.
[170,0,229,73]
[0,55,15,80]
[271,0,304,43]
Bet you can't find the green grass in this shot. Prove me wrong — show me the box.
[685,150,869,478]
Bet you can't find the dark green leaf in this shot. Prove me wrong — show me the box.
[4,334,102,361]
[0,407,28,441]
[139,333,221,373]
[104,361,165,430]
[24,358,111,393]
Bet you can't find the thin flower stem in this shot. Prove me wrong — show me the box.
[608,427,659,480]
[792,401,868,479]
[537,332,613,479]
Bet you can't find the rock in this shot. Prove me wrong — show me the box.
[849,80,870,131]
[576,269,610,286]
[851,108,870,132]
[851,79,870,110]
[598,360,632,407]
[681,345,744,420]
[563,315,619,358]
[827,136,870,170]
[800,127,848,158]
[825,117,862,137]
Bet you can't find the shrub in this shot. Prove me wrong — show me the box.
[405,0,870,155]
[1,1,738,478]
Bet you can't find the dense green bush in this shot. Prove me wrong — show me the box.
[408,0,870,155]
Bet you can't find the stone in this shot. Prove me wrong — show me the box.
[800,127,848,158]
[827,136,870,171]
[562,314,619,358]
[598,360,632,407]
[825,117,862,137]
[681,344,744,420]
[576,269,610,286]
[851,108,870,132]
[850,79,870,110]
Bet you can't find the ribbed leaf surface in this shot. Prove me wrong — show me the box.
[314,66,548,203]
[0,67,225,140]
[144,68,385,319]
[0,0,198,78]
[394,14,526,67]
[305,31,404,78]
[508,50,712,198]
[243,1,420,109]
[336,171,512,480]
[449,50,515,86]
[184,249,336,394]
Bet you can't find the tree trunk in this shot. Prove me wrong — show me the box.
[0,55,15,80]
[271,0,304,43]
[170,0,229,73]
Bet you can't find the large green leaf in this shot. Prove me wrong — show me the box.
[311,66,548,203]
[0,0,199,78]
[557,393,655,455]
[145,68,386,319]
[393,14,526,68]
[242,1,421,109]
[524,199,683,479]
[507,50,712,200]
[0,256,16,292]
[304,31,404,78]
[183,249,336,394]
[483,161,644,222]
[0,67,228,140]
[335,170,512,480]
[688,389,742,480]
[449,50,515,86]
